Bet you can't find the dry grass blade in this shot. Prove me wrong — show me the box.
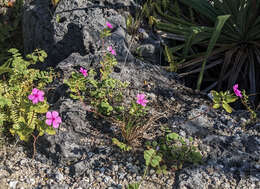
[178,59,222,77]
[156,30,185,41]
[116,110,168,146]
[178,47,230,69]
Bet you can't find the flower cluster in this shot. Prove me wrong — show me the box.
[233,84,242,98]
[45,111,62,128]
[80,67,88,77]
[28,88,62,128]
[136,93,148,107]
[107,46,116,55]
[28,88,44,104]
[106,21,113,29]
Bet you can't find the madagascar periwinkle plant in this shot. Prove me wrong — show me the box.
[127,128,202,189]
[145,126,202,173]
[0,49,61,148]
[64,54,128,116]
[64,22,129,116]
[211,84,257,122]
[64,22,158,148]
[112,93,151,148]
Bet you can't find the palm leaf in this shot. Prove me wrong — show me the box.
[197,15,230,90]
[217,47,238,90]
[248,51,256,98]
[181,0,218,22]
[227,49,247,87]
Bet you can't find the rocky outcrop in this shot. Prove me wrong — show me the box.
[1,0,258,188]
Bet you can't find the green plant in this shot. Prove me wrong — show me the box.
[211,90,238,113]
[240,90,257,120]
[64,56,128,116]
[145,126,202,173]
[65,24,162,148]
[144,0,260,95]
[127,148,162,189]
[0,49,55,142]
[212,84,257,122]
[65,24,128,116]
[112,138,132,151]
[113,94,152,144]
[127,182,141,189]
[126,3,147,35]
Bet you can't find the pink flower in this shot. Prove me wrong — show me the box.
[106,21,113,29]
[107,46,116,55]
[136,93,148,107]
[233,84,242,98]
[80,67,88,77]
[28,88,44,104]
[45,111,62,128]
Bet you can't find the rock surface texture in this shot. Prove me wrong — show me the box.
[0,0,259,188]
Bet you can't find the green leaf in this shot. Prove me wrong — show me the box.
[196,15,230,90]
[0,96,12,107]
[144,149,156,166]
[127,182,140,189]
[222,102,232,113]
[181,0,218,22]
[144,149,162,167]
[166,132,179,141]
[150,154,162,167]
[112,138,132,151]
[225,95,238,103]
[38,56,44,62]
[213,103,220,109]
[45,126,56,135]
[31,103,49,113]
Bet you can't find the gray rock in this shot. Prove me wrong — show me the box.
[20,0,260,188]
[9,181,18,189]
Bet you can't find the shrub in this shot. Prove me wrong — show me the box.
[0,49,57,142]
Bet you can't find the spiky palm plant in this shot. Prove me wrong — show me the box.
[145,0,260,99]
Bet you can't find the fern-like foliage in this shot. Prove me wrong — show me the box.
[0,49,55,141]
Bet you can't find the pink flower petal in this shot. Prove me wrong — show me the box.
[80,67,88,77]
[32,88,38,94]
[233,84,242,98]
[111,49,116,55]
[107,46,112,52]
[141,102,146,107]
[45,119,52,126]
[32,98,38,104]
[137,94,145,100]
[106,22,113,29]
[38,90,44,96]
[143,99,148,104]
[46,111,52,119]
[39,96,44,102]
[52,111,59,118]
[55,117,62,124]
[136,99,142,104]
[28,94,34,100]
[52,120,60,128]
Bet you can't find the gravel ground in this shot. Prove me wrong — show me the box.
[1,0,259,188]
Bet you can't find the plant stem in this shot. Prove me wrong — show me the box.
[31,133,39,159]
